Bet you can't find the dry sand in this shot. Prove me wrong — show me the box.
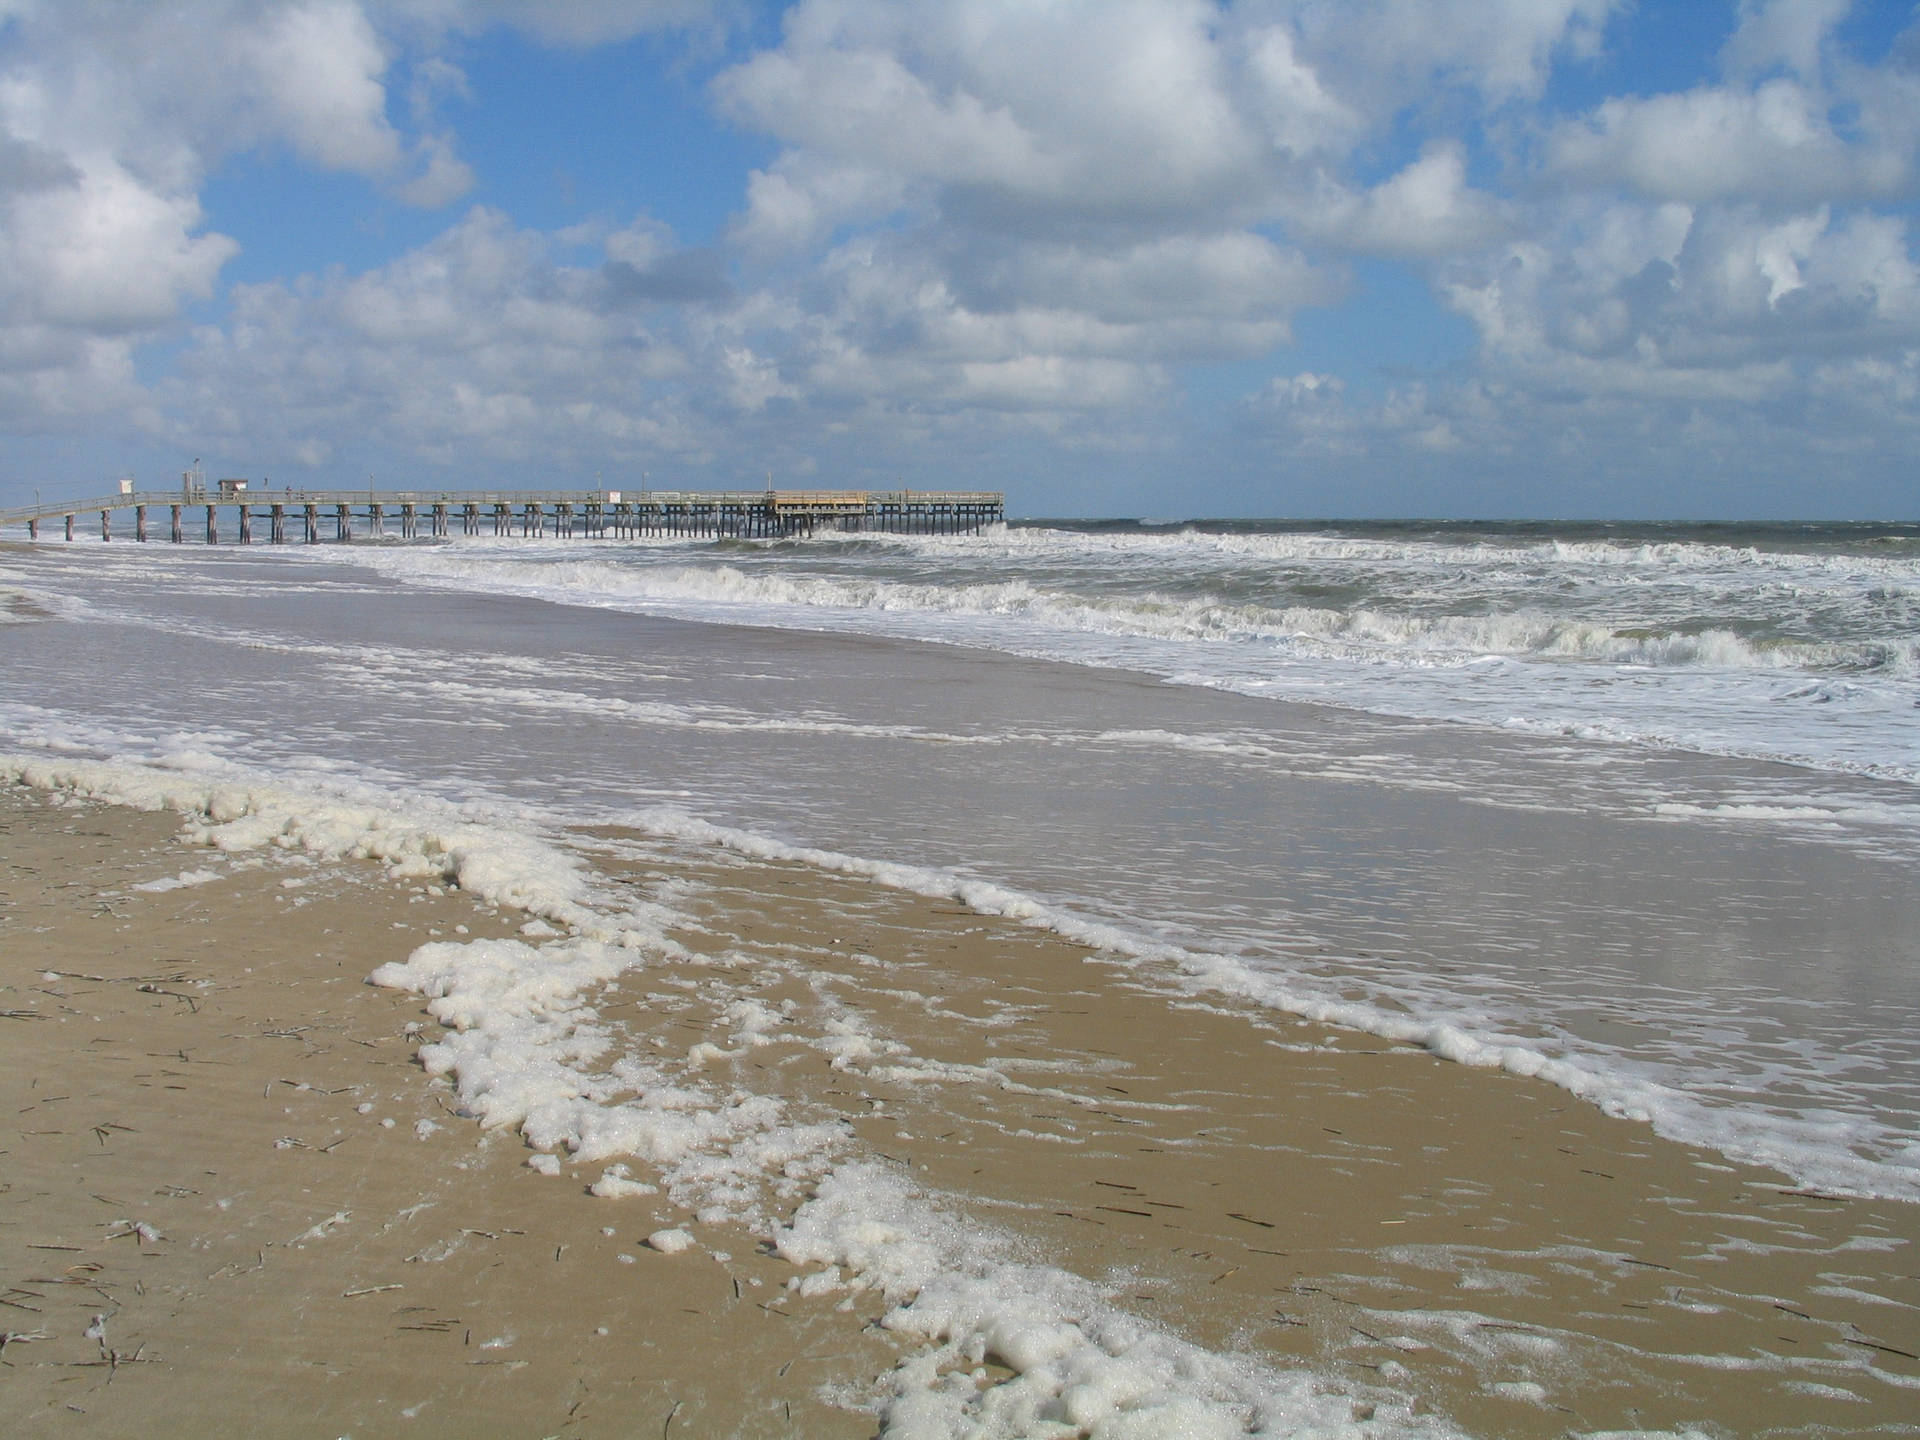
[3,783,1917,1437]
[0,790,889,1437]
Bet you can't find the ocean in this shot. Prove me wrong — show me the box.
[3,516,1917,1427]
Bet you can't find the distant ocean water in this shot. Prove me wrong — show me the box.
[3,516,1918,1227]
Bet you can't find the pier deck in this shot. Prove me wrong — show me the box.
[1,488,1004,543]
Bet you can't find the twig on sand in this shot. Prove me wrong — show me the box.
[135,983,197,1011]
[210,1249,266,1278]
[78,1343,153,1381]
[1846,1331,1920,1362]
[663,1399,683,1438]
[102,1220,164,1247]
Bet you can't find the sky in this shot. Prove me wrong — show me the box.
[3,1,1920,519]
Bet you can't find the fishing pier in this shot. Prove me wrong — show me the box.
[1,485,1005,544]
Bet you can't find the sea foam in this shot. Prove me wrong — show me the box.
[2,751,1459,1433]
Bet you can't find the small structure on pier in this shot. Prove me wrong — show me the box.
[1,487,1006,545]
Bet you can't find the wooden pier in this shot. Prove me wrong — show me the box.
[0,487,1005,544]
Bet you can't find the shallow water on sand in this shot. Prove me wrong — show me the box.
[3,538,1917,1205]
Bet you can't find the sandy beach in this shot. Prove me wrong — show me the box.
[6,0,1920,1431]
[4,778,1915,1437]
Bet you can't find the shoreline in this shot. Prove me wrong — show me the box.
[4,774,1917,1435]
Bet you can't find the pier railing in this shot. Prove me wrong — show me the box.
[1,487,1005,542]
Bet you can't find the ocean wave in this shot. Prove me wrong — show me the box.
[864,523,1920,588]
[363,548,1912,676]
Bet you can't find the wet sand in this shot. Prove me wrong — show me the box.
[3,782,1917,1436]
[587,832,1920,1436]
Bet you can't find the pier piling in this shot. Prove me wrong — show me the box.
[7,487,1005,546]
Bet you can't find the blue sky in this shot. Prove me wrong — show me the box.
[3,0,1920,518]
